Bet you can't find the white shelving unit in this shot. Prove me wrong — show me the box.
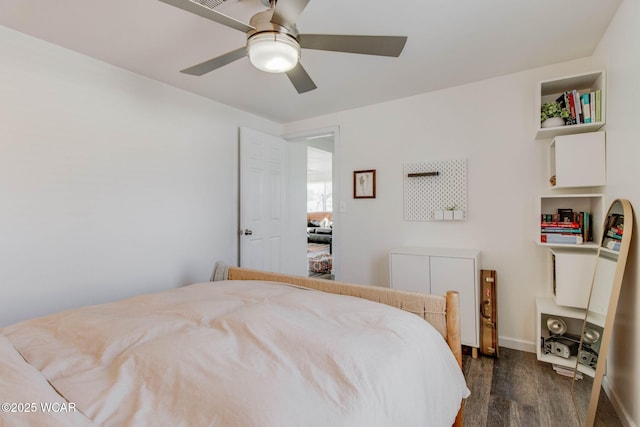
[549,132,606,189]
[535,70,606,140]
[534,70,609,376]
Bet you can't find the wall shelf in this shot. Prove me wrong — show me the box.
[407,172,439,177]
[536,297,596,378]
[535,70,606,140]
[535,193,605,248]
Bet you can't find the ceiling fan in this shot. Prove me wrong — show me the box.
[158,0,408,93]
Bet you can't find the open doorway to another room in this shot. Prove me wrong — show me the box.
[306,139,334,279]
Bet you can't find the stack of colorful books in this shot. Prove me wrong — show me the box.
[556,89,602,125]
[540,209,591,244]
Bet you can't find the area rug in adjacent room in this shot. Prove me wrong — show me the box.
[308,253,332,274]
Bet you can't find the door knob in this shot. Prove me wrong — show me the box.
[242,229,253,236]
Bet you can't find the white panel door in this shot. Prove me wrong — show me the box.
[389,253,430,293]
[239,127,288,273]
[430,256,478,347]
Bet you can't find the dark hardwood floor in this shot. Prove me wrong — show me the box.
[461,347,622,427]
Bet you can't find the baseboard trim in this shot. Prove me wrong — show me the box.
[602,377,636,427]
[498,336,536,353]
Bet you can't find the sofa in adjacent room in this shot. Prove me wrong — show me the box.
[307,211,332,253]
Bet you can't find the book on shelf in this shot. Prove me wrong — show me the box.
[569,91,581,124]
[567,92,577,125]
[541,233,584,244]
[540,221,580,228]
[541,227,582,234]
[549,87,602,127]
[553,364,583,379]
[540,210,591,244]
[594,90,602,122]
[557,208,574,223]
[581,93,592,123]
[540,223,581,233]
[573,90,582,124]
[581,211,592,243]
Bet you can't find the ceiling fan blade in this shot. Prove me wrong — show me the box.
[271,0,310,31]
[158,0,255,33]
[180,47,247,75]
[298,34,407,57]
[286,63,317,93]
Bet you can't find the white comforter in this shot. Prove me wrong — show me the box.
[2,280,469,426]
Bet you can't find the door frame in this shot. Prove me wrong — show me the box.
[284,126,340,280]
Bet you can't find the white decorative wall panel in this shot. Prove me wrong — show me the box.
[403,159,467,221]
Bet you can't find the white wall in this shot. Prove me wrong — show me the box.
[591,0,640,424]
[0,25,281,327]
[283,57,603,351]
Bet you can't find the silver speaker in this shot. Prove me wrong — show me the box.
[547,317,567,335]
[544,339,578,359]
[583,328,601,345]
[578,348,598,367]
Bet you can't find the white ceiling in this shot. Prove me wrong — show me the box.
[0,0,621,123]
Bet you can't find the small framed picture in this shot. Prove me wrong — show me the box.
[353,169,376,199]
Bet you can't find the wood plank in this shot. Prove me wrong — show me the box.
[462,348,622,426]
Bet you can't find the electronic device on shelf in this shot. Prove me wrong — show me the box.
[578,346,599,368]
[544,336,579,359]
[542,317,602,365]
[543,317,584,359]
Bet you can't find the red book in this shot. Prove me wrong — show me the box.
[540,221,580,228]
[567,92,577,124]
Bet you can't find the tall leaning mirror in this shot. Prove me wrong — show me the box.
[571,199,633,426]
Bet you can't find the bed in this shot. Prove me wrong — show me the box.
[0,266,469,426]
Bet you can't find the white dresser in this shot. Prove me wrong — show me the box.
[389,247,481,352]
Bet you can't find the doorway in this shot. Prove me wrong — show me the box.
[306,140,333,279]
[238,127,288,273]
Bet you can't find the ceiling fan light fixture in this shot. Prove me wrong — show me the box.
[247,32,300,73]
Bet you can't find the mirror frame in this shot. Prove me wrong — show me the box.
[572,198,634,426]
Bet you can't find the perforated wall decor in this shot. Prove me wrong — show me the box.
[403,159,467,221]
